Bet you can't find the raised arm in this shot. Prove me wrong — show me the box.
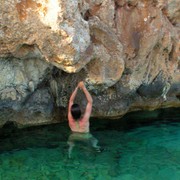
[69,86,78,105]
[68,86,78,121]
[78,82,93,120]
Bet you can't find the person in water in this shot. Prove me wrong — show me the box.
[67,81,100,158]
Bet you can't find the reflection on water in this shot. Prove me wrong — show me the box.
[0,108,180,179]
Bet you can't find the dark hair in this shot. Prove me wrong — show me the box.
[71,104,81,120]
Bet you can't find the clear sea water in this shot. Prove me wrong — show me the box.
[0,108,180,180]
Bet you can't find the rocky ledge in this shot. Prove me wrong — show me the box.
[0,0,179,127]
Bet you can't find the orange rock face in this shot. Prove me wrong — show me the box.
[0,0,179,127]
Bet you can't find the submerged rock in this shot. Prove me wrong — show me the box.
[0,0,179,127]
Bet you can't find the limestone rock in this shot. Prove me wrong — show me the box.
[86,17,124,90]
[0,0,91,72]
[0,0,179,127]
[0,58,51,100]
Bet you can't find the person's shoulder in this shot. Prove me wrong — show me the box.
[68,116,75,123]
[80,116,90,123]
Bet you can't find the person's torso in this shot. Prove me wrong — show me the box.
[69,119,89,133]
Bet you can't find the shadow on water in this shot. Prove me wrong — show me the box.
[0,122,70,153]
[91,107,180,132]
[0,108,179,154]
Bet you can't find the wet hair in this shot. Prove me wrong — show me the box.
[71,104,81,120]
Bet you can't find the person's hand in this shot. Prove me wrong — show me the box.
[78,81,84,89]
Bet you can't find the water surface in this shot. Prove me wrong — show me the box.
[0,108,180,180]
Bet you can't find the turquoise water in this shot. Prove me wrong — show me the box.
[0,108,180,180]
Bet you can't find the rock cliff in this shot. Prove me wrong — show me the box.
[0,0,179,127]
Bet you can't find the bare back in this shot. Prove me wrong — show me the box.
[68,102,92,133]
[68,118,90,133]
